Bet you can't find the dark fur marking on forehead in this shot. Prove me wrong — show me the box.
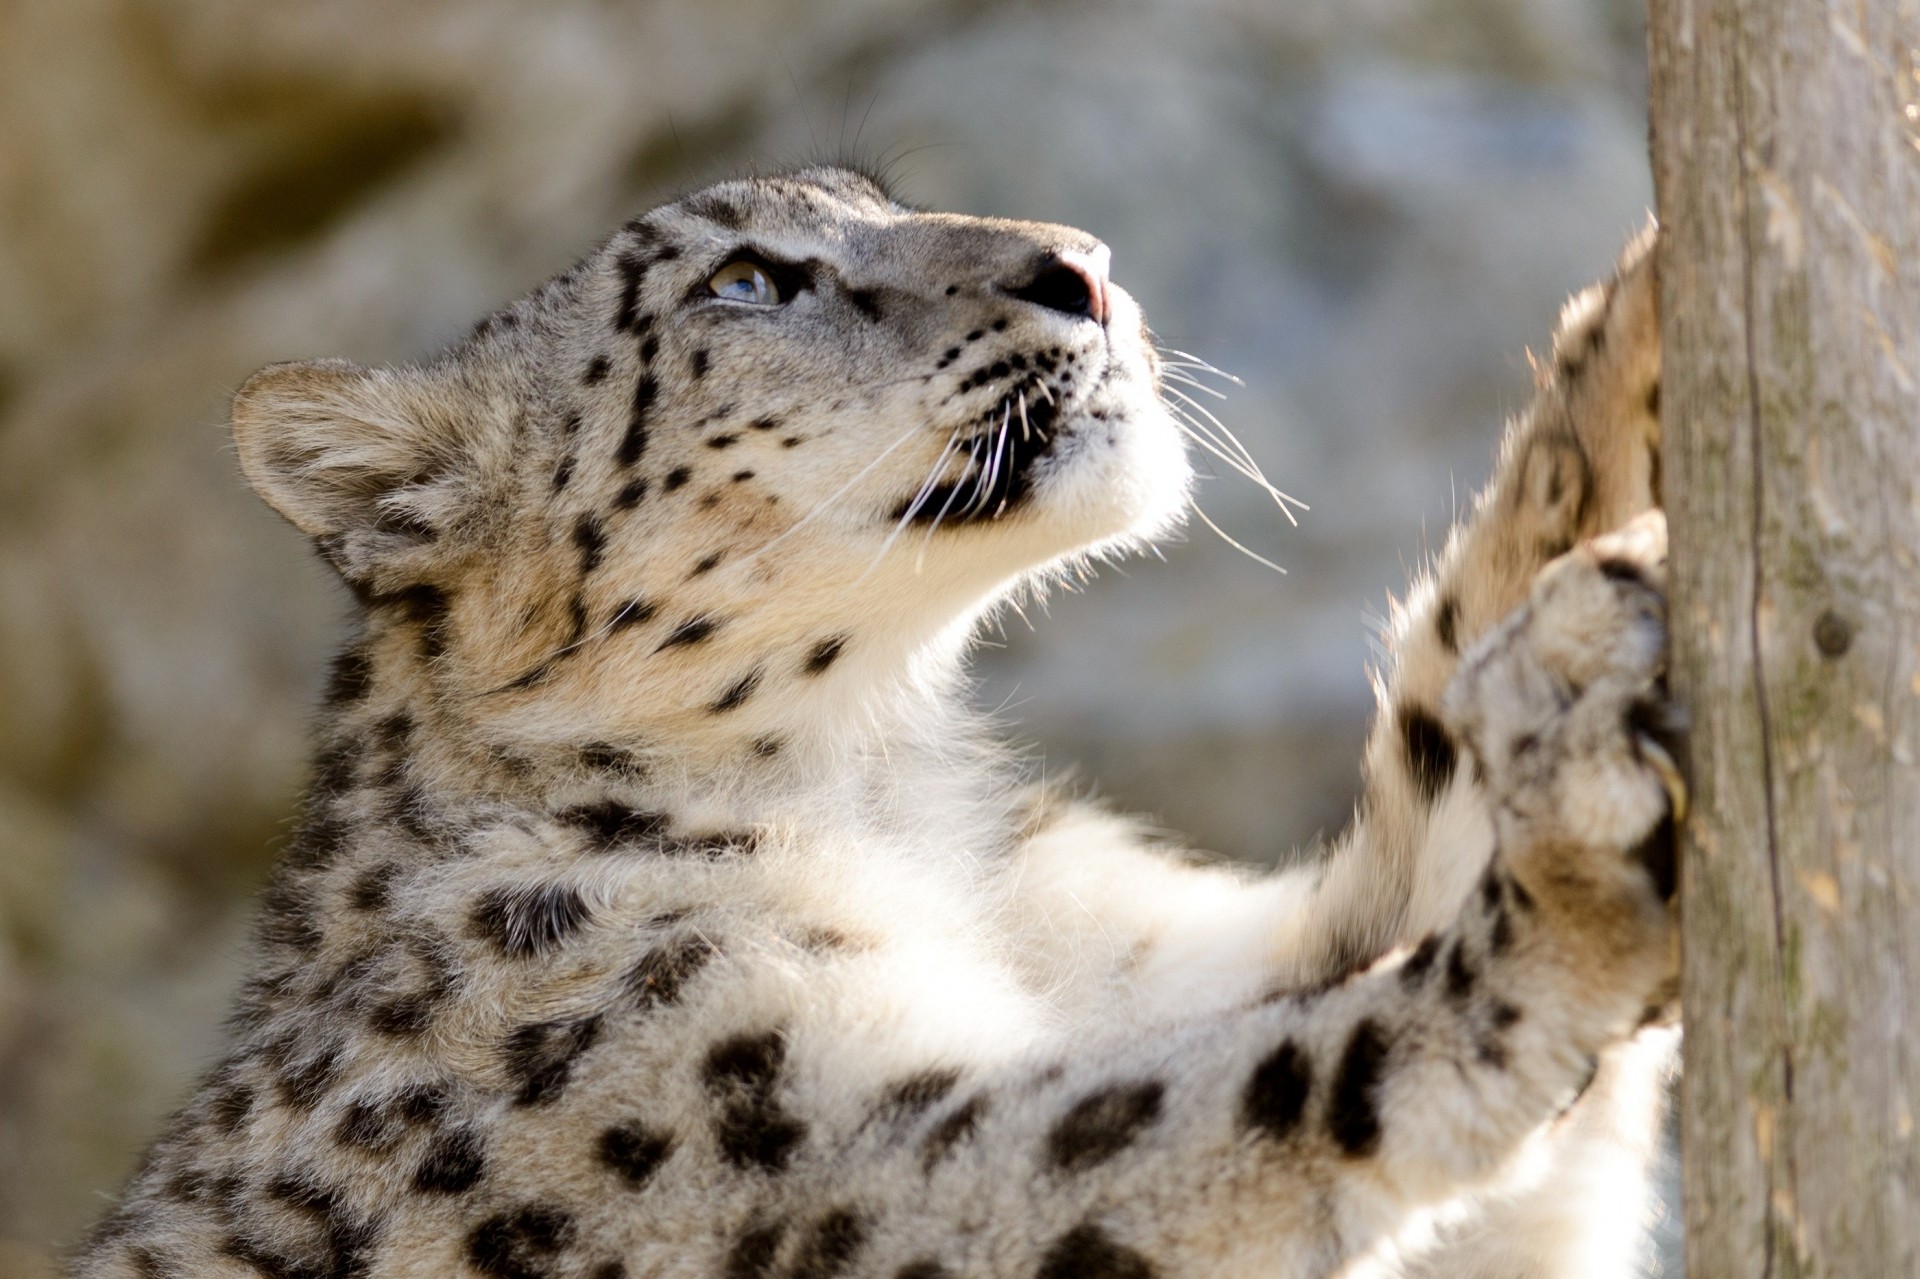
[573,515,607,575]
[582,355,610,385]
[275,1043,347,1111]
[412,1127,488,1194]
[658,616,722,650]
[1243,1039,1312,1141]
[640,334,660,363]
[1037,1224,1157,1279]
[710,669,762,714]
[751,415,781,431]
[469,883,593,958]
[708,434,739,449]
[552,454,576,491]
[1328,1018,1390,1157]
[625,935,717,1009]
[691,551,726,577]
[466,1206,576,1279]
[1047,1081,1165,1172]
[614,478,649,510]
[618,375,657,467]
[505,1016,603,1107]
[731,470,755,483]
[751,735,783,757]
[782,436,803,448]
[690,349,710,379]
[610,599,659,631]
[614,255,648,333]
[598,1120,675,1187]
[664,466,692,491]
[789,1209,867,1279]
[1399,706,1457,802]
[686,193,747,229]
[804,636,847,675]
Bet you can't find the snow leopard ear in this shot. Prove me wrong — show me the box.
[233,358,493,581]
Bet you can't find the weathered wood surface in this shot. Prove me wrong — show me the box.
[1649,0,1920,1274]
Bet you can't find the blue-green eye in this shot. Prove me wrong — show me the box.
[708,259,781,305]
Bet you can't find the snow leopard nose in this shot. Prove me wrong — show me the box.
[1003,246,1111,327]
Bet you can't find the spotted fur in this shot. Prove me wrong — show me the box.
[72,174,1676,1279]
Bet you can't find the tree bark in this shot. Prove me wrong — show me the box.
[1648,1,1920,1274]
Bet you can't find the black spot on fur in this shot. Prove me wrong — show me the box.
[1328,1019,1391,1157]
[1400,933,1442,988]
[804,636,846,675]
[470,883,592,959]
[375,583,451,662]
[1242,1040,1312,1141]
[412,1127,487,1194]
[751,735,783,757]
[573,516,607,575]
[1444,941,1477,1001]
[705,1031,808,1171]
[1631,810,1679,901]
[614,255,648,332]
[624,936,717,1009]
[690,349,710,379]
[790,1209,867,1279]
[559,801,670,849]
[1488,905,1513,956]
[751,416,781,432]
[614,478,649,510]
[844,289,883,322]
[881,1069,962,1120]
[552,454,576,491]
[504,1016,603,1107]
[597,1121,674,1188]
[731,469,755,484]
[894,1262,951,1279]
[276,1044,345,1111]
[725,1223,786,1279]
[707,433,739,449]
[1037,1224,1157,1279]
[609,599,658,632]
[640,335,660,363]
[1596,556,1652,588]
[710,669,762,714]
[324,646,374,706]
[920,1093,987,1171]
[466,1206,575,1279]
[692,550,726,576]
[1434,595,1460,654]
[618,375,657,467]
[1399,706,1457,802]
[208,1082,256,1136]
[664,466,691,492]
[1047,1081,1164,1172]
[583,355,610,385]
[658,616,721,651]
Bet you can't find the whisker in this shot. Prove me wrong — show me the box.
[1188,493,1288,575]
[1165,410,1303,525]
[1159,347,1245,386]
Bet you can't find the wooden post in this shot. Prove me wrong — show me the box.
[1648,1,1920,1274]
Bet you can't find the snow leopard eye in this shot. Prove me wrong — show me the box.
[708,259,782,306]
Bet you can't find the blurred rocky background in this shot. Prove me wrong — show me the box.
[0,0,1673,1273]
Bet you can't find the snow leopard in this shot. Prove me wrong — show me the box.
[71,165,1681,1279]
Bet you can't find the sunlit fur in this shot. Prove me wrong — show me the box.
[73,172,1677,1279]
